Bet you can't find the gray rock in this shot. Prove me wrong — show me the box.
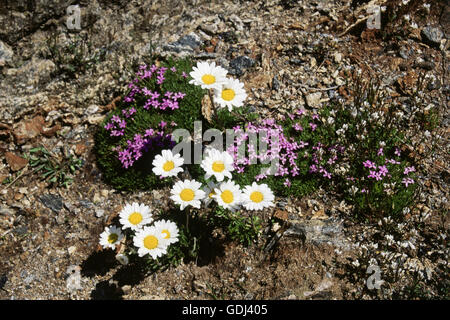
[289,58,304,65]
[161,33,202,56]
[272,75,281,91]
[0,41,14,66]
[398,47,411,59]
[284,218,349,249]
[40,194,63,213]
[0,0,74,45]
[427,79,441,91]
[79,200,93,208]
[13,226,28,236]
[173,34,202,50]
[228,55,255,77]
[421,26,444,47]
[229,14,244,31]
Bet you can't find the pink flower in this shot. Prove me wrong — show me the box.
[403,166,415,175]
[377,148,384,156]
[378,165,389,177]
[402,177,414,187]
[363,160,377,169]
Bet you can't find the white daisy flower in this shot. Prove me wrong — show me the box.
[213,180,242,211]
[202,180,220,206]
[213,78,247,112]
[152,149,184,178]
[170,179,206,210]
[119,202,153,231]
[154,219,179,245]
[99,225,124,250]
[189,61,228,90]
[133,226,168,259]
[201,148,234,182]
[242,182,275,211]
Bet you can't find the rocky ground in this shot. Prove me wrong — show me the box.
[0,0,448,300]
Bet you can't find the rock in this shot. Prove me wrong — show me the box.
[332,52,342,63]
[5,152,28,172]
[79,200,93,208]
[399,47,411,59]
[421,26,444,46]
[305,92,322,108]
[74,143,87,156]
[229,14,244,31]
[219,31,238,43]
[303,278,333,298]
[284,218,349,248]
[272,75,281,91]
[65,265,82,292]
[415,61,435,71]
[289,58,304,65]
[100,189,109,198]
[161,33,202,56]
[5,58,56,87]
[13,226,28,236]
[95,209,105,218]
[39,194,63,213]
[87,115,105,125]
[0,40,13,67]
[427,79,441,91]
[12,116,45,145]
[228,56,255,77]
[93,192,102,203]
[67,246,77,255]
[0,1,70,44]
[121,285,132,294]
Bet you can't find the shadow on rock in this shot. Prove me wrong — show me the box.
[80,249,118,277]
[90,280,124,300]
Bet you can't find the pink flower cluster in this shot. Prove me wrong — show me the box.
[104,115,126,137]
[362,157,415,187]
[106,64,188,169]
[123,64,187,110]
[116,130,175,169]
[309,144,344,179]
[227,118,304,180]
[142,89,186,111]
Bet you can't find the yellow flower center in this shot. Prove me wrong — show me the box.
[107,233,118,244]
[143,235,158,250]
[201,74,216,85]
[162,229,170,239]
[208,191,216,199]
[221,89,235,101]
[250,191,264,203]
[128,212,143,225]
[163,160,175,172]
[221,190,234,204]
[212,161,225,173]
[180,188,195,202]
